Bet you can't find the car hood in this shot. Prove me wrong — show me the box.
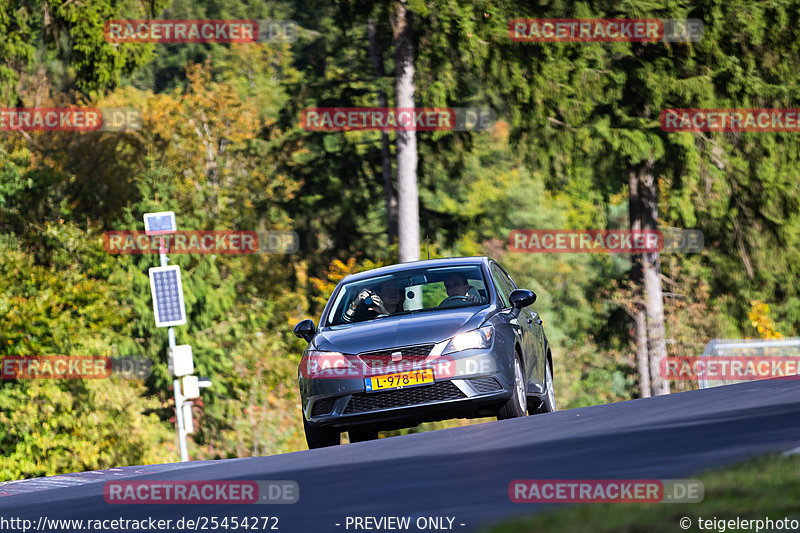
[313,305,495,354]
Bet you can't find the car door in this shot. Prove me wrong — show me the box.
[492,263,546,395]
[489,263,533,387]
[486,263,519,374]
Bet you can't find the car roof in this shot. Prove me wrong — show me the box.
[340,256,492,283]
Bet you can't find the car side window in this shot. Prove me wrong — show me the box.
[497,265,518,292]
[490,264,512,308]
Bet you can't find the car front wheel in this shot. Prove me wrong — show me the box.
[497,354,528,420]
[303,414,340,448]
[348,426,379,443]
[529,360,556,414]
[542,361,556,412]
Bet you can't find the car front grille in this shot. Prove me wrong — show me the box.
[343,381,465,414]
[311,397,337,417]
[467,377,503,394]
[358,344,435,369]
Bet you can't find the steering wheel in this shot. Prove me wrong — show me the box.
[439,295,470,308]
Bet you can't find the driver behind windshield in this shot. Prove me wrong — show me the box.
[343,280,404,323]
[443,273,482,304]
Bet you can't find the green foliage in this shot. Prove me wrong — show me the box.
[0,379,174,480]
[0,229,175,481]
[1,0,170,104]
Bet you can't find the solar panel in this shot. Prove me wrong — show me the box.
[149,265,187,327]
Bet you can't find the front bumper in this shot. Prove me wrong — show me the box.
[300,349,512,431]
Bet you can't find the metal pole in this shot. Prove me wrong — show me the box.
[160,236,189,462]
[173,376,188,462]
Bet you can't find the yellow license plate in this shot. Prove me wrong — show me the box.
[365,368,435,392]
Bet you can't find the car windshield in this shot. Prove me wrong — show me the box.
[326,264,490,326]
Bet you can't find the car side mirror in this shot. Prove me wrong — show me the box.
[293,319,316,342]
[510,289,537,309]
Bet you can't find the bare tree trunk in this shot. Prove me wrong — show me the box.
[195,111,221,216]
[392,0,419,262]
[368,18,398,242]
[644,255,669,395]
[629,169,651,398]
[634,308,651,397]
[629,158,670,396]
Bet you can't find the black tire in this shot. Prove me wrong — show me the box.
[541,360,556,412]
[303,415,340,448]
[348,426,379,443]
[497,353,528,420]
[529,359,556,415]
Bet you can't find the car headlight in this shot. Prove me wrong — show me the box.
[300,350,354,377]
[437,326,494,355]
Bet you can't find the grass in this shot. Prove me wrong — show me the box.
[483,453,800,533]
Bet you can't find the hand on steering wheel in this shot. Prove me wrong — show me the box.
[439,295,470,307]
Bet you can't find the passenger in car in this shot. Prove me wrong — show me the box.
[344,280,405,322]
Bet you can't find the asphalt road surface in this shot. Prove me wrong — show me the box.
[2,378,799,533]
